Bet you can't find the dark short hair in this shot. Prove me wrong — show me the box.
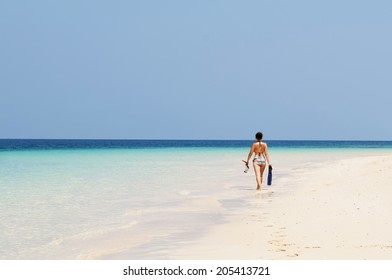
[255,132,263,140]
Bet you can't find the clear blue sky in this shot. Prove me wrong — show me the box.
[1,1,391,140]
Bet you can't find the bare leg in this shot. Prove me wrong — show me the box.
[259,164,266,188]
[253,160,262,190]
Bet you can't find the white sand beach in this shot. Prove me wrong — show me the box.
[169,152,392,260]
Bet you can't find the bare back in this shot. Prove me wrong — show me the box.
[253,141,266,158]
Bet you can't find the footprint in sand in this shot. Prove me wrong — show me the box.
[268,240,282,245]
[287,253,299,257]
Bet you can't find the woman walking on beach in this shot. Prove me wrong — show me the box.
[245,132,272,190]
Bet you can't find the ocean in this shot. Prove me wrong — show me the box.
[2,139,392,150]
[1,139,392,259]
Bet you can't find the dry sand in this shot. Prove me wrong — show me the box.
[170,153,392,259]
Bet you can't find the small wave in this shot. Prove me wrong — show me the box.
[49,221,138,245]
[179,190,190,196]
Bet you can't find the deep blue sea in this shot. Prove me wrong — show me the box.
[1,139,392,151]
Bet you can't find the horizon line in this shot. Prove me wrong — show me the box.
[1,138,391,142]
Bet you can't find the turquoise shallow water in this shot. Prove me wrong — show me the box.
[0,148,242,258]
[1,140,392,259]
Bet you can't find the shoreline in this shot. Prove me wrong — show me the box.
[167,152,392,259]
[2,148,392,259]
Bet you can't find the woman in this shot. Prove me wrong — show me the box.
[245,132,272,190]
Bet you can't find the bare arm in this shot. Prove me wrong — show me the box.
[246,144,254,167]
[263,143,272,166]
